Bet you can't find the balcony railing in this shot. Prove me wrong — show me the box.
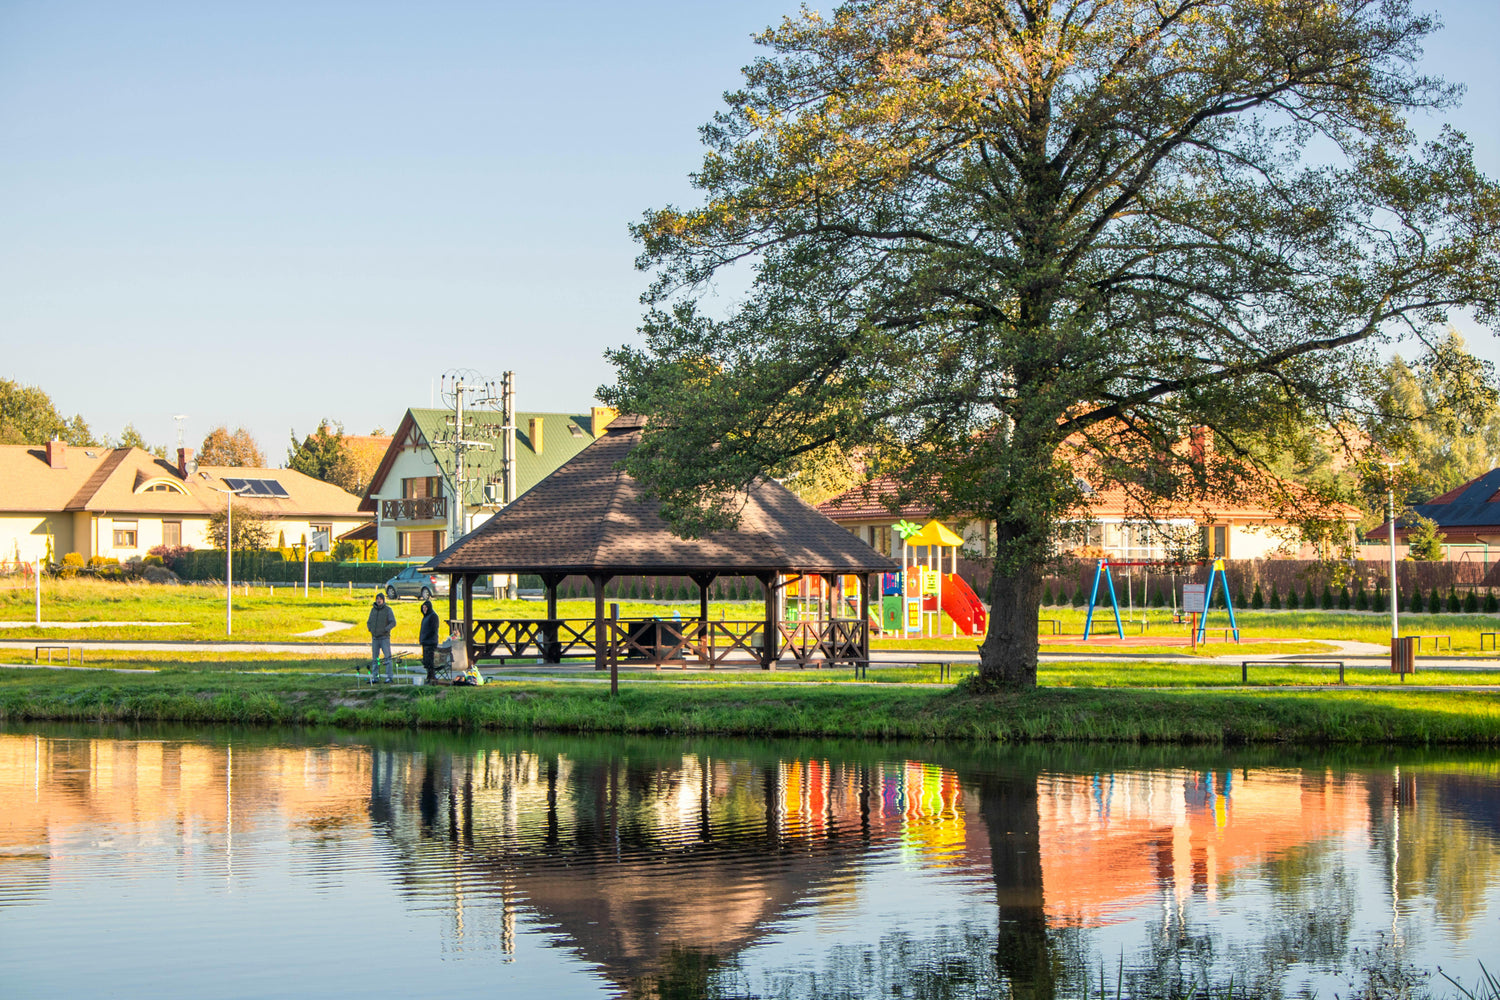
[382,496,447,522]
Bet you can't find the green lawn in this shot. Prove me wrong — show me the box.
[4,666,1499,744]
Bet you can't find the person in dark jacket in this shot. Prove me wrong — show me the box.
[419,600,440,682]
[367,592,397,682]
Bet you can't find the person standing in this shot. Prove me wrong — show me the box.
[367,592,397,682]
[419,599,440,683]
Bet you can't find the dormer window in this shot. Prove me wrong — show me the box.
[134,477,188,495]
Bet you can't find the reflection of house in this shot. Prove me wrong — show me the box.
[360,407,615,561]
[818,475,1358,563]
[0,442,370,564]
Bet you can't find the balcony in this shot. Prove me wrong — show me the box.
[382,496,448,522]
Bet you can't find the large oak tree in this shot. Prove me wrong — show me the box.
[603,0,1500,687]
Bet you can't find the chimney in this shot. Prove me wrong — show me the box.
[177,447,194,479]
[1189,426,1213,464]
[45,439,65,469]
[590,406,618,435]
[528,417,543,455]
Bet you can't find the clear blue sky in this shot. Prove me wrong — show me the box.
[1,1,1496,459]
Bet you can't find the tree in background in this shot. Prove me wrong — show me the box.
[1403,512,1446,561]
[287,420,361,493]
[198,426,266,468]
[116,423,167,459]
[1366,331,1500,504]
[206,502,273,550]
[0,378,96,446]
[605,0,1500,687]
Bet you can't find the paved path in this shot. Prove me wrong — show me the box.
[0,620,189,629]
[292,620,355,638]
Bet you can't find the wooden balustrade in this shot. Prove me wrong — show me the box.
[451,616,868,669]
[381,496,448,521]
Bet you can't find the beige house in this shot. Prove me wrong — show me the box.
[0,441,371,566]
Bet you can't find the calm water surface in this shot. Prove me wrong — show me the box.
[2,725,1497,999]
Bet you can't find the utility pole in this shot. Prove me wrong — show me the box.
[437,370,504,547]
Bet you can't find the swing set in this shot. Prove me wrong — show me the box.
[1081,557,1240,645]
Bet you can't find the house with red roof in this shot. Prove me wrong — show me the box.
[1366,469,1500,550]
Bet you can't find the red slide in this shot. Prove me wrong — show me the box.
[941,574,988,636]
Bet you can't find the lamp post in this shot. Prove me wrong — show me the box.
[1382,460,1403,646]
[208,483,248,636]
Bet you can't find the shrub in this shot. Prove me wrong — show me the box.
[1336,586,1349,609]
[1487,590,1499,614]
[1355,587,1368,611]
[1151,586,1166,608]
[1370,588,1385,613]
[1072,587,1085,607]
[1448,587,1461,614]
[1321,583,1335,610]
[1044,584,1054,607]
[1286,586,1298,610]
[1464,589,1479,614]
[1251,583,1264,610]
[1269,583,1280,610]
[1304,582,1316,609]
[1429,587,1442,614]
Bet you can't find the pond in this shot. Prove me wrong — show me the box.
[1,725,1496,999]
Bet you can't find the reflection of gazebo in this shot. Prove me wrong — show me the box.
[426,415,894,671]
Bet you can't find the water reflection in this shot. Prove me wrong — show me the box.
[1,729,1497,999]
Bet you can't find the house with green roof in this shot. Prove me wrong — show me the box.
[359,405,617,562]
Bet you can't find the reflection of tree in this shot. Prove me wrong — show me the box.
[978,768,1058,1000]
[1397,773,1500,932]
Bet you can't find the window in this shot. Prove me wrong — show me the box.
[162,521,182,547]
[399,530,444,558]
[143,483,176,492]
[1201,525,1228,558]
[402,476,443,500]
[113,521,139,548]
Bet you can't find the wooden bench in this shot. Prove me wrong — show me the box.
[34,645,76,665]
[1481,631,1498,652]
[1038,618,1062,635]
[1241,659,1345,684]
[1407,634,1452,654]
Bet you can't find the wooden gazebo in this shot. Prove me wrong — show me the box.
[426,415,895,676]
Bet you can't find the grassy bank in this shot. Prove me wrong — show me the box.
[4,668,1499,744]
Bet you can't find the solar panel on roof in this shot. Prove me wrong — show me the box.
[261,479,289,497]
[223,477,249,492]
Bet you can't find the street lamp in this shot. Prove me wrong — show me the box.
[1382,459,1404,647]
[208,483,248,636]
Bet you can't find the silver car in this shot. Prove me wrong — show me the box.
[383,566,449,601]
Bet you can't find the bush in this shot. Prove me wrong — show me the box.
[1250,583,1263,610]
[1268,583,1280,610]
[1355,587,1368,611]
[1338,586,1351,610]
[1447,587,1461,614]
[1321,583,1334,610]
[1464,589,1479,614]
[1072,586,1085,607]
[1370,588,1385,613]
[1430,587,1442,615]
[1487,590,1499,615]
[1043,583,1054,606]
[1151,585,1166,608]
[1304,582,1316,609]
[1286,586,1298,610]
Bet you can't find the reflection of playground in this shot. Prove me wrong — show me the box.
[366,747,986,989]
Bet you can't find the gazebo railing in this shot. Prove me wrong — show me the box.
[454,616,868,668]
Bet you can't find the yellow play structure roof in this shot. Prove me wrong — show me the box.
[906,520,964,548]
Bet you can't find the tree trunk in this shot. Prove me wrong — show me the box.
[978,766,1055,1000]
[978,522,1043,688]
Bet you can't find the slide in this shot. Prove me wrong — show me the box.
[941,573,988,636]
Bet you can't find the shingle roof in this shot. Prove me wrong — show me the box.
[1368,468,1500,542]
[427,425,895,576]
[0,445,369,519]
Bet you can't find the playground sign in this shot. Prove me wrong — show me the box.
[1182,584,1207,615]
[921,568,940,596]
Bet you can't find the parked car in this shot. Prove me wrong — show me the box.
[383,566,449,601]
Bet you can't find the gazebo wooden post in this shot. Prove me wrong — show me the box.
[590,574,611,673]
[447,575,457,627]
[689,571,716,665]
[540,572,565,663]
[758,571,777,670]
[857,573,871,669]
[462,573,476,664]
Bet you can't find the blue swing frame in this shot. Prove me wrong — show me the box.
[1194,558,1241,643]
[1082,559,1124,640]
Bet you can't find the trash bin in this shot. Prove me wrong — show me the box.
[1391,636,1416,676]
